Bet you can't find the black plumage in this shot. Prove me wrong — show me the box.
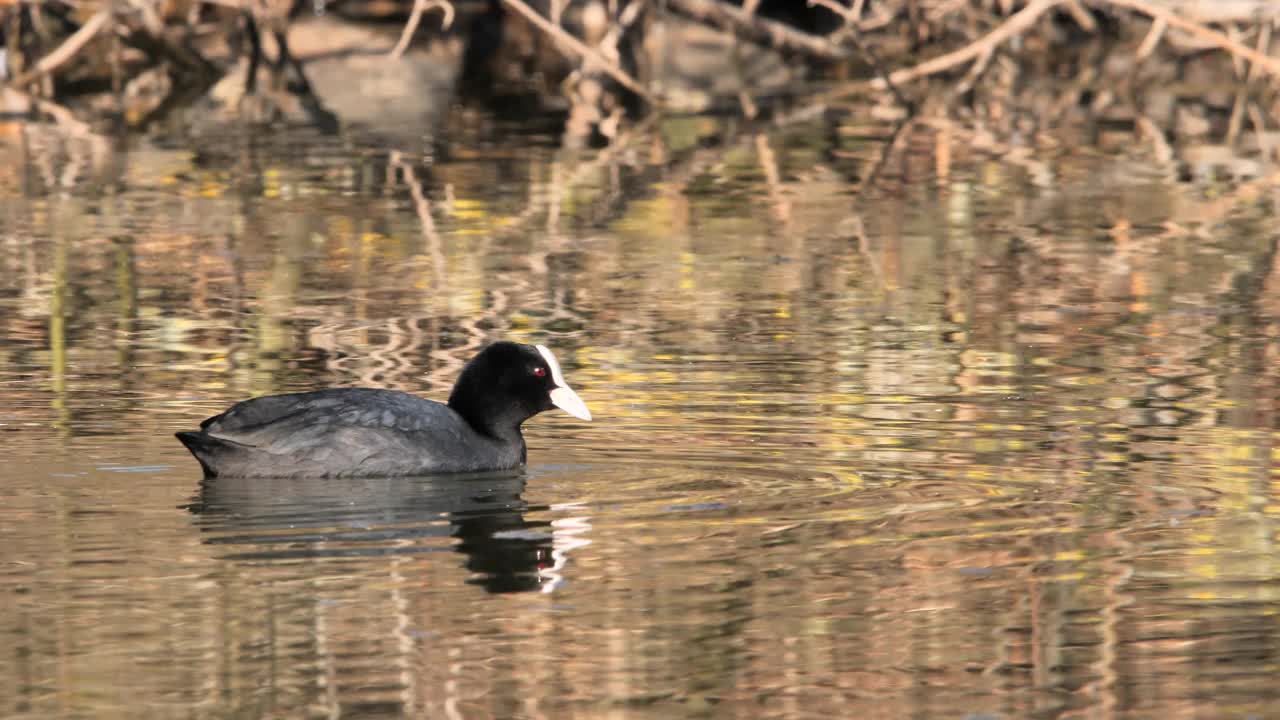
[176,342,591,478]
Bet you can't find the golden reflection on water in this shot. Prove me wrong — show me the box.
[0,117,1279,718]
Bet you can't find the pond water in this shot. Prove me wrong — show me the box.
[1,107,1279,719]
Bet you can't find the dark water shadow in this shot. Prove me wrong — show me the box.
[184,470,565,593]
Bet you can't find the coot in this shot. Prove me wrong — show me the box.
[175,341,591,478]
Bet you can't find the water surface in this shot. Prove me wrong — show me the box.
[2,111,1279,718]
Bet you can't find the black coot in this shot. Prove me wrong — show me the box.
[175,341,591,478]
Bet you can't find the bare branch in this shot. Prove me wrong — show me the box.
[7,9,112,88]
[1097,0,1280,80]
[877,0,1065,89]
[501,0,653,102]
[667,0,850,61]
[389,0,455,60]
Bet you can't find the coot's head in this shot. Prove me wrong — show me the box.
[448,341,591,436]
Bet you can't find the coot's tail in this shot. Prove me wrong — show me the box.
[175,431,245,477]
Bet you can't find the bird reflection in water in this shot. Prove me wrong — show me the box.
[184,470,590,593]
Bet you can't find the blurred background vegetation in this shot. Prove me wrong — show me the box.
[2,0,1279,157]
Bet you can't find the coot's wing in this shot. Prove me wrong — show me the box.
[201,388,464,451]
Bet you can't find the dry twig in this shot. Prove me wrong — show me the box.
[7,9,112,88]
[825,0,1280,104]
[667,0,850,61]
[1097,0,1280,80]
[1135,15,1167,59]
[1,86,98,136]
[810,0,913,109]
[501,0,653,101]
[876,0,1065,89]
[1225,19,1270,146]
[389,0,455,60]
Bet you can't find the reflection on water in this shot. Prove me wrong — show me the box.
[1,107,1280,718]
[187,470,582,594]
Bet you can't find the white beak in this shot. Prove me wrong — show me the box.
[537,345,592,421]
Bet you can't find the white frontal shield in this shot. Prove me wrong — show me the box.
[536,345,592,421]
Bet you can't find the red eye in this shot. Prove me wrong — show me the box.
[533,367,547,378]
